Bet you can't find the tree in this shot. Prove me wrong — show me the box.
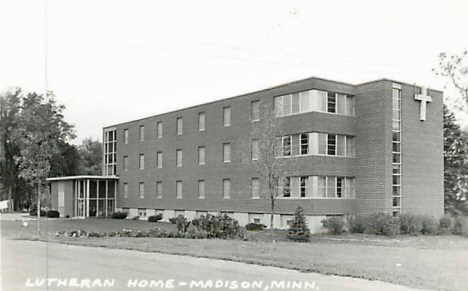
[435,50,468,109]
[287,206,310,242]
[443,105,468,215]
[77,137,102,175]
[0,88,22,210]
[243,111,292,241]
[14,92,75,234]
[50,141,81,178]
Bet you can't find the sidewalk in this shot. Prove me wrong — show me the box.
[0,212,34,221]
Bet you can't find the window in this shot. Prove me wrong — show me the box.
[123,156,128,171]
[251,178,260,199]
[139,182,144,198]
[223,179,230,199]
[300,134,309,155]
[337,135,346,156]
[198,146,205,165]
[346,136,355,157]
[157,152,162,168]
[300,177,307,198]
[274,90,354,117]
[251,101,260,121]
[283,177,291,197]
[327,135,336,156]
[251,139,259,160]
[327,177,336,198]
[157,121,162,138]
[282,136,291,156]
[327,92,336,113]
[223,107,231,127]
[123,183,128,198]
[198,180,205,199]
[199,112,205,131]
[104,129,117,175]
[156,182,162,198]
[223,143,231,162]
[139,154,145,170]
[124,129,129,144]
[176,149,183,167]
[176,117,183,135]
[337,177,343,198]
[139,125,145,141]
[176,181,182,198]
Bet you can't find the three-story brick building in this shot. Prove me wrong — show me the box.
[49,76,443,231]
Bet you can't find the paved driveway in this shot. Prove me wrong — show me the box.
[1,239,429,291]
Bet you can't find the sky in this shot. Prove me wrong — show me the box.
[1,0,468,144]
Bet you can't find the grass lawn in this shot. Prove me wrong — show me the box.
[2,216,468,291]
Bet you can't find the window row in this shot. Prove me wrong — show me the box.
[122,102,261,144]
[123,179,231,199]
[278,176,355,199]
[122,176,355,200]
[277,133,355,157]
[122,143,231,171]
[275,90,355,117]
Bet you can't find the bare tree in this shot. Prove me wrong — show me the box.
[242,110,292,241]
[434,50,468,112]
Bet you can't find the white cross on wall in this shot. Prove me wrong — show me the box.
[414,87,432,121]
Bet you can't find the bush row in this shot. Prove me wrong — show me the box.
[30,209,60,218]
[55,228,212,239]
[321,213,468,236]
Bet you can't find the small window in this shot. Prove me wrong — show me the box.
[251,101,260,121]
[139,125,145,141]
[124,129,129,144]
[327,92,336,113]
[123,156,128,171]
[300,134,309,155]
[139,154,145,170]
[283,177,291,197]
[156,182,162,198]
[223,143,231,162]
[198,146,205,165]
[223,179,230,199]
[157,152,162,168]
[223,107,231,127]
[157,122,163,138]
[176,149,183,167]
[300,177,307,198]
[199,112,205,131]
[176,117,183,135]
[251,139,259,160]
[176,181,182,198]
[282,136,291,156]
[139,182,144,198]
[327,135,336,156]
[198,180,205,199]
[123,183,129,198]
[251,178,260,199]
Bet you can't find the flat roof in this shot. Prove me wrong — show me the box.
[103,76,444,129]
[47,175,119,182]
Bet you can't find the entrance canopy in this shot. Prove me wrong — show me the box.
[47,176,119,218]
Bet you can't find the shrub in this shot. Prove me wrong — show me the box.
[148,214,163,223]
[287,206,310,242]
[245,222,267,231]
[348,215,366,233]
[29,208,46,217]
[111,211,128,219]
[321,216,344,235]
[364,212,399,236]
[421,215,439,235]
[453,216,468,237]
[169,215,191,233]
[398,213,423,235]
[46,210,60,218]
[438,215,453,235]
[192,213,242,239]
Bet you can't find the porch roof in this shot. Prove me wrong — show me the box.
[47,175,119,182]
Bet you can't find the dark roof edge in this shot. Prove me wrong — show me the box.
[103,76,443,129]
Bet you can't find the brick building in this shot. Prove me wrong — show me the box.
[49,77,443,231]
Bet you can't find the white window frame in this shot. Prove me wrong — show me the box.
[223,107,231,127]
[251,178,260,199]
[139,154,145,170]
[157,121,162,138]
[139,182,144,198]
[123,183,128,198]
[176,149,183,167]
[223,143,231,163]
[199,112,205,131]
[198,146,205,165]
[176,117,183,135]
[251,100,260,122]
[176,181,182,199]
[156,181,162,198]
[198,180,205,199]
[157,151,162,169]
[124,129,129,144]
[223,179,231,199]
[139,125,145,141]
